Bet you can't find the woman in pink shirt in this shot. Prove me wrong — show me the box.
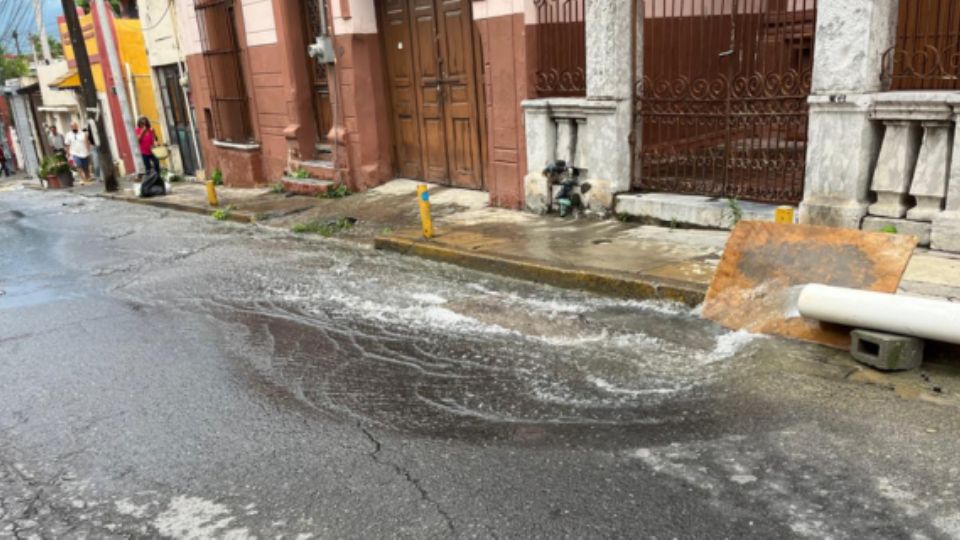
[136,117,160,175]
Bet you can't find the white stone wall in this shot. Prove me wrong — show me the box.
[139,0,182,66]
[174,0,202,57]
[241,0,278,46]
[332,0,377,35]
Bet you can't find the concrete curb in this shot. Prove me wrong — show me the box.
[96,194,254,223]
[374,235,707,307]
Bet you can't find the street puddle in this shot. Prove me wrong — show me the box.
[206,284,760,445]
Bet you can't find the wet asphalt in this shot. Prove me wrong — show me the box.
[1,185,960,539]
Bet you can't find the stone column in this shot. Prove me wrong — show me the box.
[556,118,577,165]
[869,121,922,218]
[799,0,899,229]
[932,109,960,251]
[580,0,634,210]
[908,121,952,221]
[523,101,557,214]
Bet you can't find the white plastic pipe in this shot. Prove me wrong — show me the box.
[797,284,960,344]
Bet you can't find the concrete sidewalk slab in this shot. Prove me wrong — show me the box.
[375,218,725,306]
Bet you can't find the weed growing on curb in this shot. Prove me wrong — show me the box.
[880,224,898,234]
[271,182,285,194]
[291,217,355,237]
[320,183,351,199]
[211,168,224,186]
[212,205,233,221]
[726,197,743,225]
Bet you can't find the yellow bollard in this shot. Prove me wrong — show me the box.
[775,206,795,224]
[417,184,433,239]
[206,180,219,207]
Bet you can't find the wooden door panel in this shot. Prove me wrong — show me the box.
[436,0,483,189]
[381,0,423,178]
[409,0,448,180]
[380,0,483,188]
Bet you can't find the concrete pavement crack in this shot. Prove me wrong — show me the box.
[357,423,455,534]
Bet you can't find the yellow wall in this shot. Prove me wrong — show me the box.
[60,13,162,143]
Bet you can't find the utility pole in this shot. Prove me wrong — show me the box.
[93,0,142,175]
[33,0,52,63]
[12,31,22,56]
[61,0,119,191]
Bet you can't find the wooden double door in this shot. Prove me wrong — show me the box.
[380,0,484,189]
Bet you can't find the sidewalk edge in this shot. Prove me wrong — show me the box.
[374,235,707,306]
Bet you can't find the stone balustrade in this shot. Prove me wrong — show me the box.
[864,93,960,249]
[521,97,626,214]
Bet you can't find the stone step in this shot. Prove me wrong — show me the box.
[289,159,337,181]
[281,177,334,197]
[614,193,784,230]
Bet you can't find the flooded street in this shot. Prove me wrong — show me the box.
[2,186,960,538]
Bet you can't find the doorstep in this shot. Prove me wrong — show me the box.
[615,192,785,229]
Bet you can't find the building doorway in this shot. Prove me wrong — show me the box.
[379,0,484,190]
[156,65,201,175]
[302,0,333,157]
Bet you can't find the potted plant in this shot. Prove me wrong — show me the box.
[39,155,74,189]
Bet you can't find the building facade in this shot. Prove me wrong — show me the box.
[138,0,204,176]
[173,0,543,206]
[521,0,960,254]
[171,0,960,253]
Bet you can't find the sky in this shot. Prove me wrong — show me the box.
[0,0,66,52]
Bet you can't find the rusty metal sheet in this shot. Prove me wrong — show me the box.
[702,221,917,348]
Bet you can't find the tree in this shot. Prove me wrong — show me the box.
[30,34,65,59]
[75,0,122,16]
[0,46,29,82]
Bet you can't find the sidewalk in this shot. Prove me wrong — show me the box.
[54,177,960,306]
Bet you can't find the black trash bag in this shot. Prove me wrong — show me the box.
[140,170,166,198]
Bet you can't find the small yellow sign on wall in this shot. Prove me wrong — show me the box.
[775,206,795,224]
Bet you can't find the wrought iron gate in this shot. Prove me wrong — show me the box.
[633,0,817,204]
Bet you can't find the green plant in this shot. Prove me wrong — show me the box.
[617,212,630,223]
[670,217,678,231]
[211,168,224,186]
[168,174,183,183]
[212,205,233,221]
[381,227,394,236]
[291,168,311,180]
[319,183,351,199]
[76,0,122,15]
[291,217,355,237]
[726,197,744,225]
[271,182,285,194]
[39,154,70,177]
[880,224,898,234]
[0,45,28,82]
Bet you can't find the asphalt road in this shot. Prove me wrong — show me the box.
[1,185,959,539]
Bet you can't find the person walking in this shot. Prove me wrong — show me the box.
[136,117,160,176]
[64,122,91,183]
[85,126,101,181]
[48,126,66,158]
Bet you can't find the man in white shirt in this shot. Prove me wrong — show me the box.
[64,122,91,183]
[48,126,66,157]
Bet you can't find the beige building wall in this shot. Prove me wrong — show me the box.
[139,0,182,67]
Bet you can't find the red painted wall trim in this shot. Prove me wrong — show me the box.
[90,3,135,173]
